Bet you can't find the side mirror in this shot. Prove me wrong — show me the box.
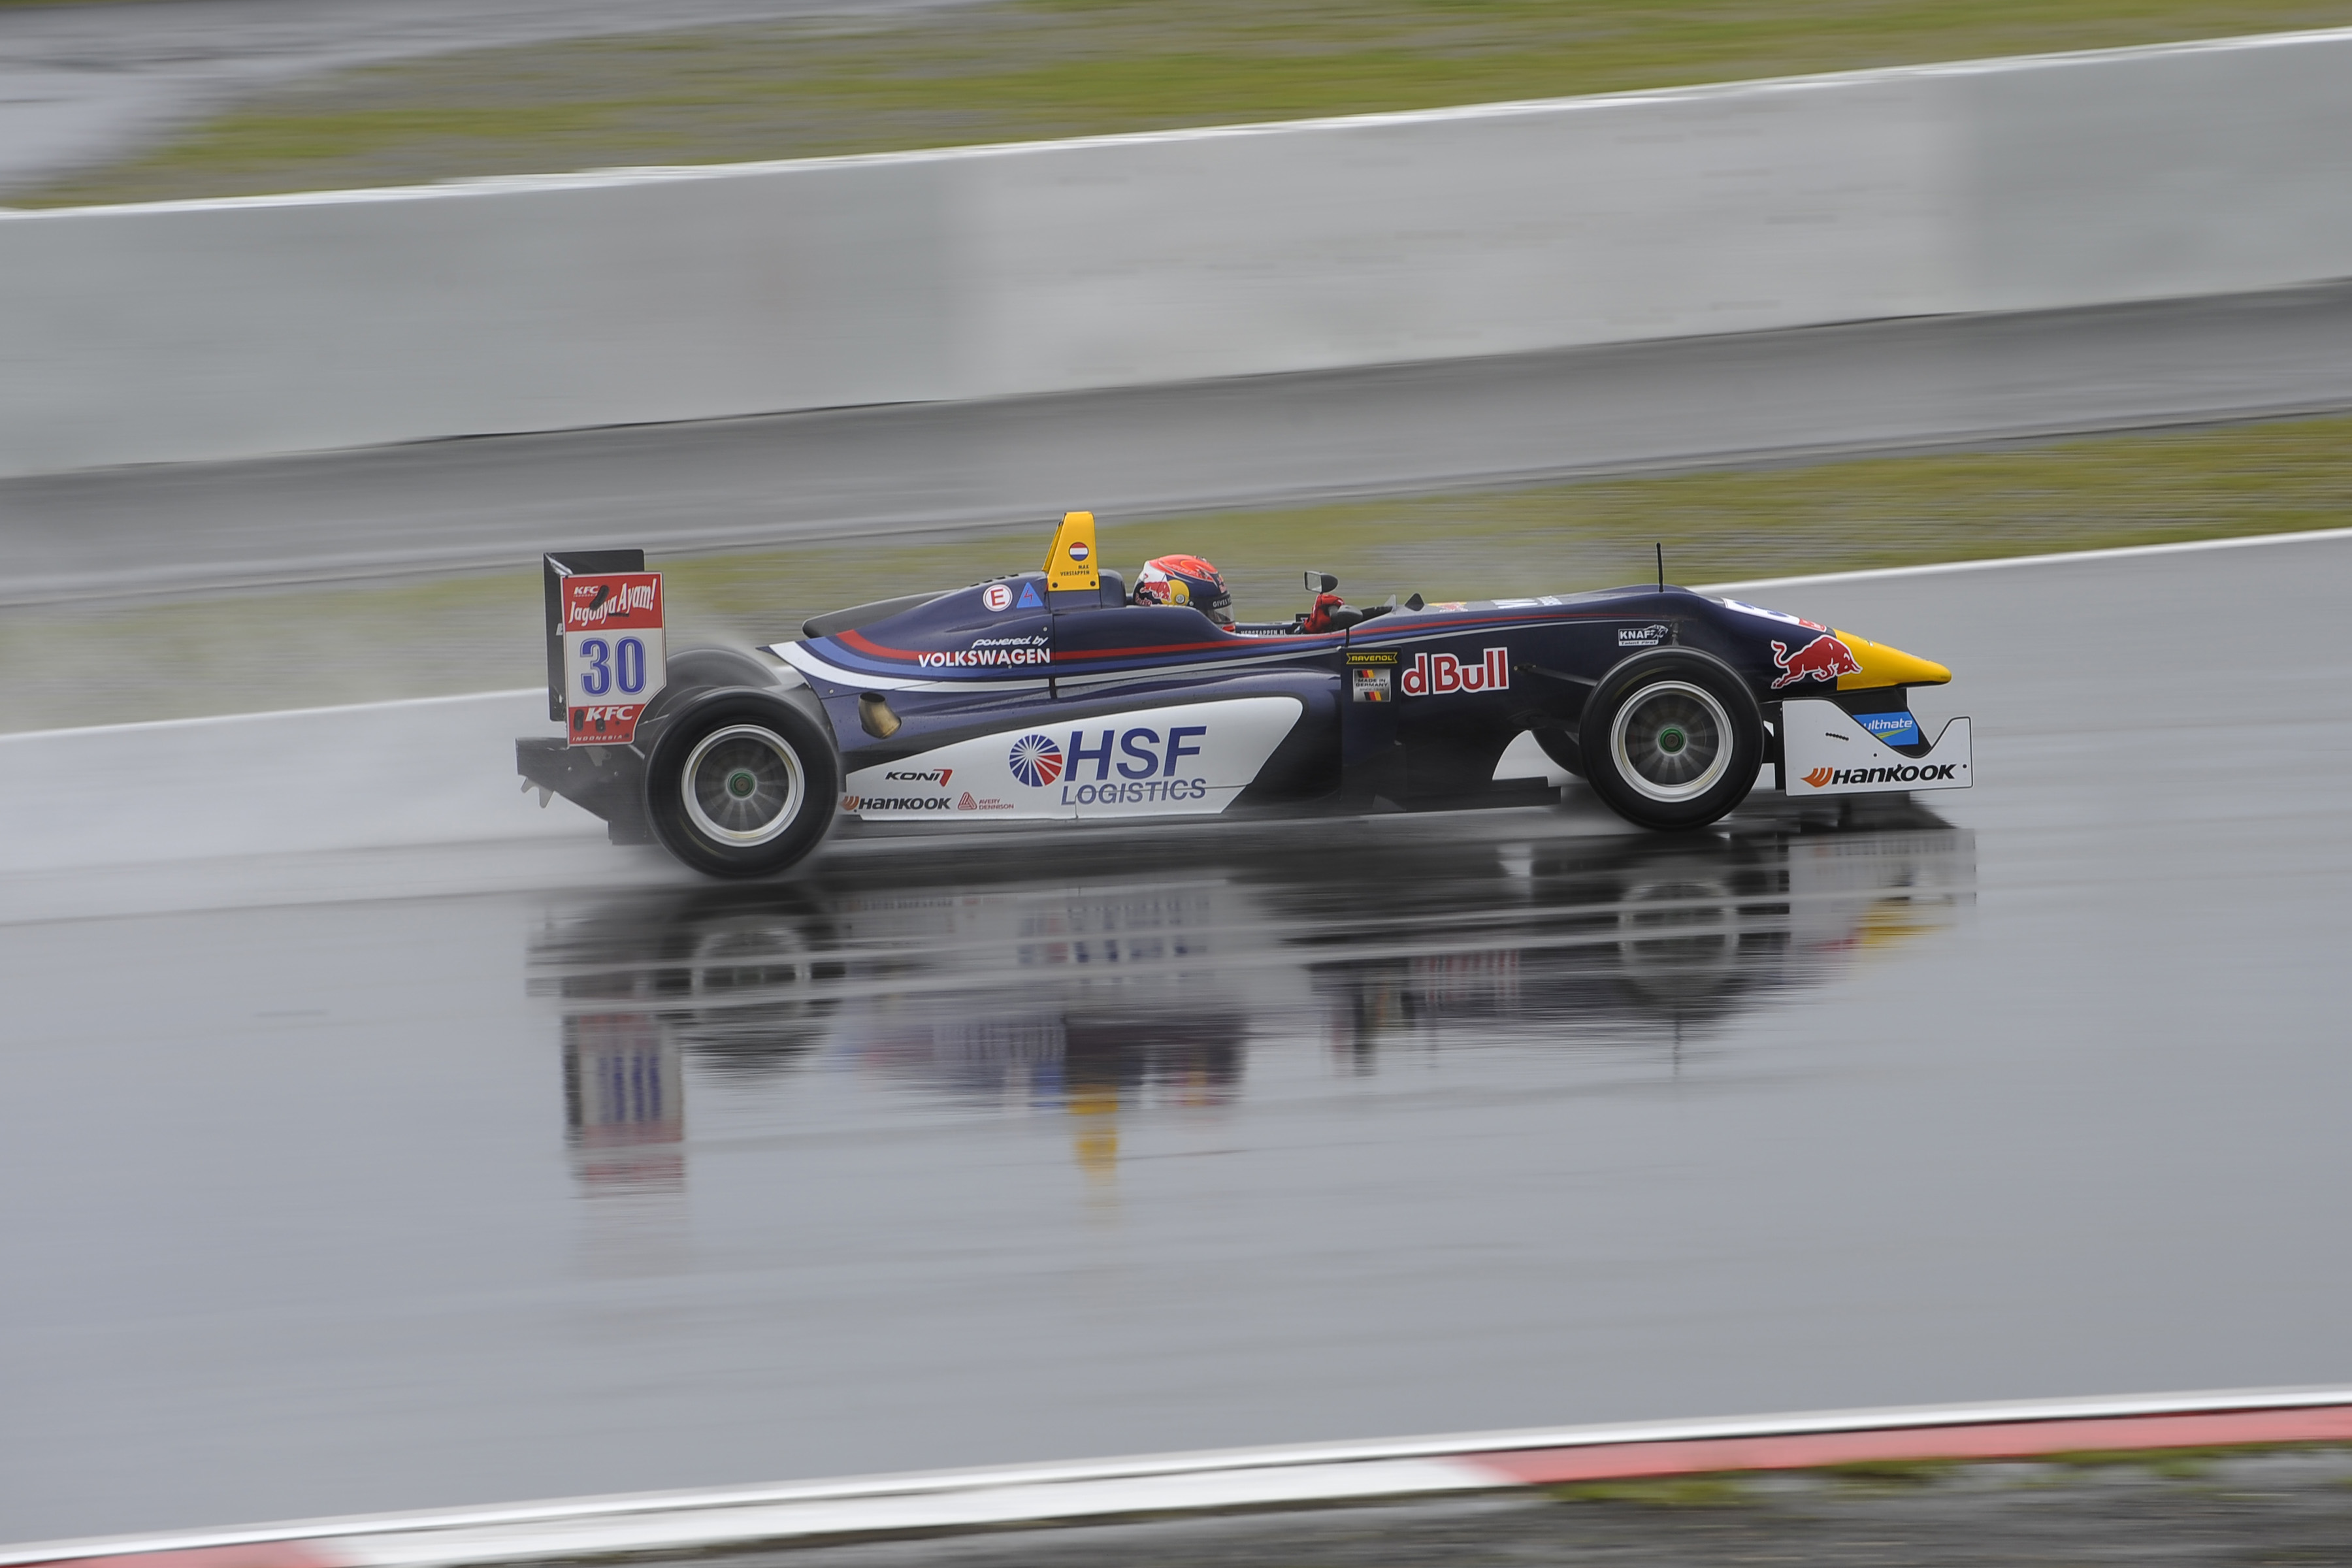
[1304,570,1339,593]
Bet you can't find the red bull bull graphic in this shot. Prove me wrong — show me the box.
[1769,633,1862,690]
[1399,647,1511,697]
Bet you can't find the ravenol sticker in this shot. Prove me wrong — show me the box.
[1345,649,1399,666]
[1857,711,1921,747]
[1008,732,1065,788]
[983,583,1014,612]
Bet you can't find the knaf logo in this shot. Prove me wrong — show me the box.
[1399,648,1510,696]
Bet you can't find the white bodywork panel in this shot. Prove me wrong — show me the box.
[840,696,1303,821]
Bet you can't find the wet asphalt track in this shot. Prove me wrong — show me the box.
[6,532,2351,1544]
[14,280,2352,602]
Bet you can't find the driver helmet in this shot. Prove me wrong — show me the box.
[1134,555,1232,624]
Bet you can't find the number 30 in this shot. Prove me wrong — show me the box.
[579,636,645,697]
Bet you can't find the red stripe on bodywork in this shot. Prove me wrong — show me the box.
[37,1547,345,1568]
[834,628,914,659]
[1469,1405,2352,1485]
[1053,635,1337,661]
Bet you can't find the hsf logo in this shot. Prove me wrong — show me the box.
[1019,724,1213,804]
[1007,733,1065,788]
[1400,648,1510,696]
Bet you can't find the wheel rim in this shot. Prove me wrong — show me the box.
[681,725,806,847]
[1610,681,1734,803]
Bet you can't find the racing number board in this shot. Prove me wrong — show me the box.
[561,572,668,745]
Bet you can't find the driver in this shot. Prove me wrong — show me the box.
[1132,555,1233,625]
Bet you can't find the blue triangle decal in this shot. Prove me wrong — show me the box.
[1017,581,1043,609]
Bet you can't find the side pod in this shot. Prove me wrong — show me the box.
[1779,698,1972,796]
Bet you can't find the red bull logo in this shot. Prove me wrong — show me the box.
[1770,633,1861,689]
[1399,647,1510,697]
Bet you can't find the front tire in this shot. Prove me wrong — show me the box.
[645,690,839,879]
[1578,649,1763,831]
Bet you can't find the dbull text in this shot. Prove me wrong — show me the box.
[1399,647,1511,697]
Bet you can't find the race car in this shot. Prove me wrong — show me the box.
[517,512,1970,879]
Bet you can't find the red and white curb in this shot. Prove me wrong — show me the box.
[10,1387,2351,1568]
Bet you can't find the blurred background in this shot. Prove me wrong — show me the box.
[7,1,2352,1560]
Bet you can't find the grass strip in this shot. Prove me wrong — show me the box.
[20,0,2352,206]
[8,411,2351,732]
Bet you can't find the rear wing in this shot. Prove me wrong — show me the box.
[543,549,667,745]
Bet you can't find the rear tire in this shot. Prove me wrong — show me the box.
[1578,650,1763,831]
[645,690,839,879]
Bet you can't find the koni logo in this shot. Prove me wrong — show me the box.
[1399,648,1510,696]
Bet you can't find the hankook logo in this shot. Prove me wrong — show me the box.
[1803,763,1960,787]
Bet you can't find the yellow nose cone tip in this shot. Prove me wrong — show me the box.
[1832,630,1952,689]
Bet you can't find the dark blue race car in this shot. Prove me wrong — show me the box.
[519,513,1971,879]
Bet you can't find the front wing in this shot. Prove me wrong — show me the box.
[1778,697,1972,796]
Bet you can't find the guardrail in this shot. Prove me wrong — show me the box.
[5,29,2350,478]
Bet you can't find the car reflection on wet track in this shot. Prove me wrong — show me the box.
[531,812,1974,1191]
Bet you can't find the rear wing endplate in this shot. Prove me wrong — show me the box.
[543,549,667,745]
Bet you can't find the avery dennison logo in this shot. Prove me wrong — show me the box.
[1801,764,1961,787]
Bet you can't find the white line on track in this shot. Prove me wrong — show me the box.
[8,1387,2350,1568]
[10,525,2346,745]
[1695,524,2352,595]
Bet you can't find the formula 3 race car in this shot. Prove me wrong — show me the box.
[517,512,1971,879]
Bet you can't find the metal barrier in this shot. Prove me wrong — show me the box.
[3,28,2349,476]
